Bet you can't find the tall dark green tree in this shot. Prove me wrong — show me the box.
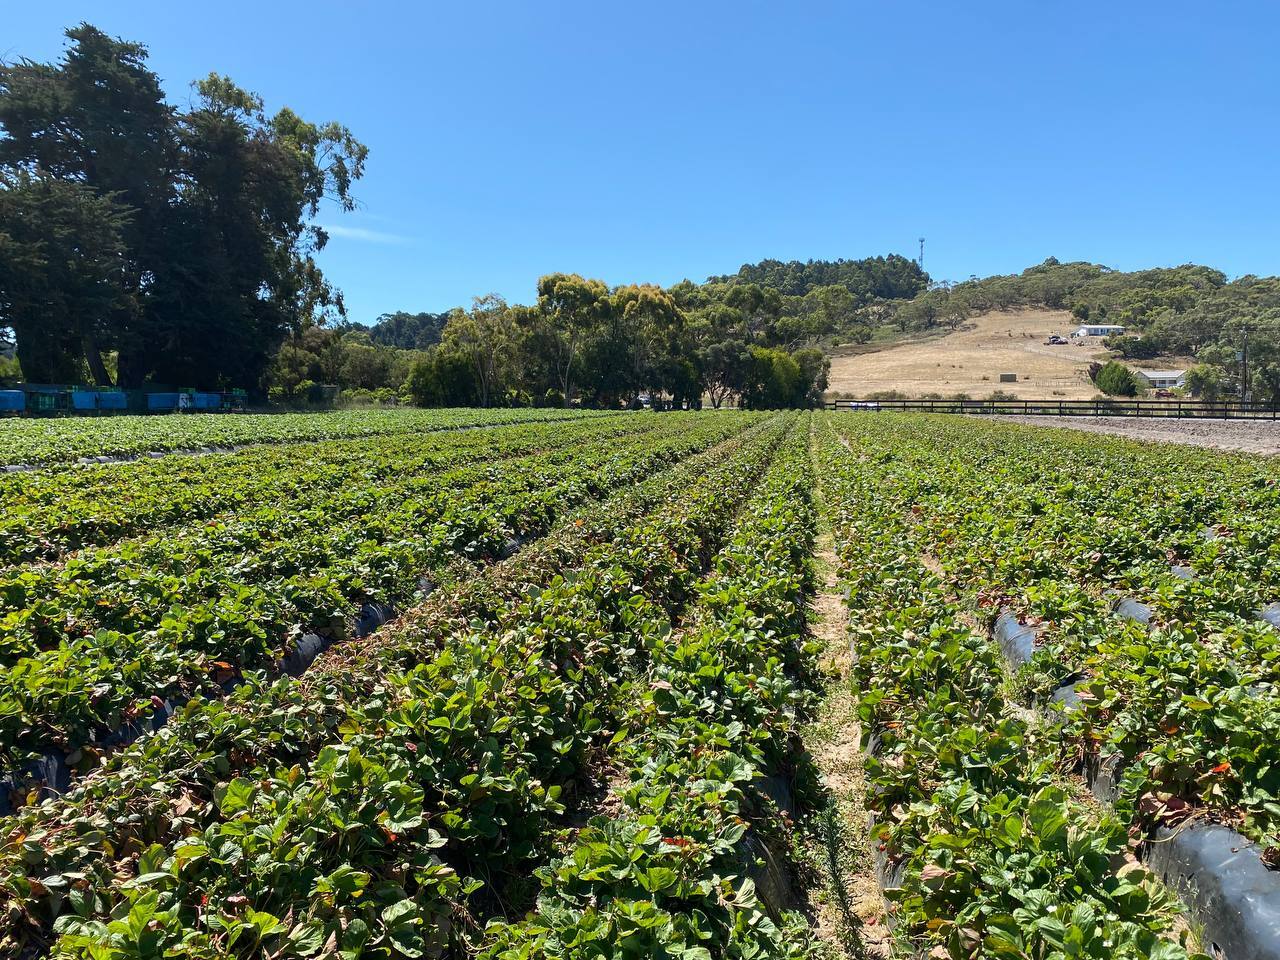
[0,23,366,390]
[1,25,175,384]
[741,347,802,409]
[0,171,130,383]
[142,74,364,388]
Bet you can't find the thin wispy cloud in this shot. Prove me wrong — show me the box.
[318,222,413,244]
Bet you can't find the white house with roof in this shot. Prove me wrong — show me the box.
[1134,369,1187,390]
[1073,323,1127,337]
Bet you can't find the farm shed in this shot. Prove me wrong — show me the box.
[1073,324,1127,337]
[1134,369,1187,389]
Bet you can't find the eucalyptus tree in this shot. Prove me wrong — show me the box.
[534,273,610,406]
[0,170,130,384]
[609,283,686,403]
[442,294,518,407]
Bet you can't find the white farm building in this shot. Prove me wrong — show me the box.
[1073,324,1127,337]
[1135,369,1188,390]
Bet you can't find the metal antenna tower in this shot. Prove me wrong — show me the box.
[918,237,925,271]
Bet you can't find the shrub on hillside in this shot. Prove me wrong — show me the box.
[1094,360,1140,397]
[1108,334,1163,360]
[1185,364,1223,401]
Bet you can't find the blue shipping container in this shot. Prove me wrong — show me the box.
[193,392,221,410]
[98,392,127,410]
[72,390,98,411]
[0,390,23,412]
[147,393,179,411]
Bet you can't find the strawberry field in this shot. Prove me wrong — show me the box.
[818,413,1280,960]
[0,408,602,469]
[0,408,1276,959]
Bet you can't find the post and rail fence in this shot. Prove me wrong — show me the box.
[825,397,1280,420]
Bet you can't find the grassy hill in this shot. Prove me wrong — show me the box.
[826,307,1191,400]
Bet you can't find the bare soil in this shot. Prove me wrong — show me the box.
[996,415,1280,456]
[803,532,893,959]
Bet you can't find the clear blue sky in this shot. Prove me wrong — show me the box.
[6,2,1279,323]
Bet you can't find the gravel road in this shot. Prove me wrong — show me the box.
[997,415,1280,456]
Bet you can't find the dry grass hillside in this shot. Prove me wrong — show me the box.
[828,308,1112,399]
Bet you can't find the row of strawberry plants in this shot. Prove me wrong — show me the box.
[23,416,794,959]
[0,413,643,564]
[0,407,606,468]
[826,414,1280,857]
[479,416,822,959]
[0,415,753,782]
[815,421,1200,960]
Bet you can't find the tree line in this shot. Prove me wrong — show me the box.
[707,254,928,301]
[349,275,836,410]
[257,253,938,409]
[333,257,931,409]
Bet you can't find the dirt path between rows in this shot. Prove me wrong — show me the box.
[804,530,892,959]
[996,415,1280,456]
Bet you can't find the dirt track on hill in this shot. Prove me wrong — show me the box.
[997,415,1280,456]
